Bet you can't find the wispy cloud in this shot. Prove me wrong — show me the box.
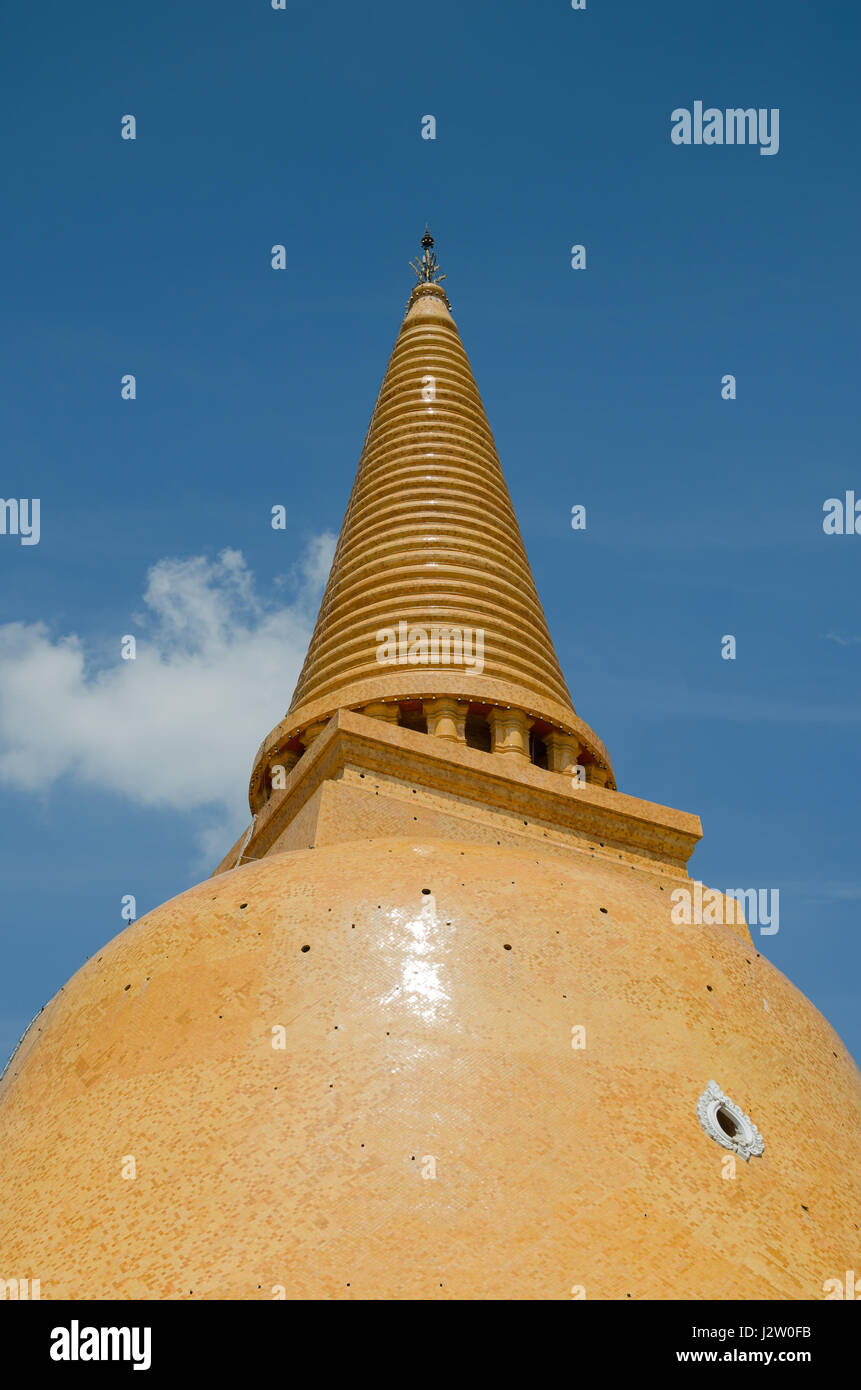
[824,633,861,647]
[0,535,336,860]
[802,883,861,904]
[590,674,861,728]
[583,519,822,552]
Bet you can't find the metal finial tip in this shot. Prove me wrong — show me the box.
[410,228,445,286]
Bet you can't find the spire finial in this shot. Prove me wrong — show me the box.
[410,226,446,285]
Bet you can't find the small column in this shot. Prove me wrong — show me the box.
[544,732,583,776]
[488,707,531,761]
[423,698,467,743]
[302,719,329,750]
[585,762,611,788]
[361,701,400,725]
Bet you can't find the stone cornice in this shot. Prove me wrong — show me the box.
[223,709,700,880]
[250,676,613,813]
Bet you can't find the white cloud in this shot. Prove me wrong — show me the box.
[0,537,336,857]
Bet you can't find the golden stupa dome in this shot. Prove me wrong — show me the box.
[1,838,859,1299]
[1,235,858,1300]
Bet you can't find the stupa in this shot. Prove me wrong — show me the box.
[1,234,858,1300]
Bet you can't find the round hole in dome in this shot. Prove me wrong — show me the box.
[697,1081,764,1160]
[716,1105,739,1138]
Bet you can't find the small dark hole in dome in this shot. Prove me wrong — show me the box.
[599,908,608,914]
[503,943,512,950]
[301,944,310,953]
[239,903,247,909]
[422,888,431,895]
[801,1204,809,1211]
[124,984,131,991]
[706,985,713,992]
[716,1106,739,1138]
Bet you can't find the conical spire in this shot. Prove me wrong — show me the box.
[250,234,612,809]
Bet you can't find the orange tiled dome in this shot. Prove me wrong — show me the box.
[0,838,858,1299]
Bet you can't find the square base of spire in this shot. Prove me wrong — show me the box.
[215,710,702,884]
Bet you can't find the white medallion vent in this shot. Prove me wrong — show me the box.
[697,1080,763,1161]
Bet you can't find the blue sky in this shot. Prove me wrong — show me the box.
[1,0,859,1068]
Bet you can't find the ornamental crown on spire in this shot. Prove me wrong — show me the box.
[410,226,446,285]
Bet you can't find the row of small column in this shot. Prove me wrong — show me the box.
[267,701,612,794]
[361,698,612,786]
